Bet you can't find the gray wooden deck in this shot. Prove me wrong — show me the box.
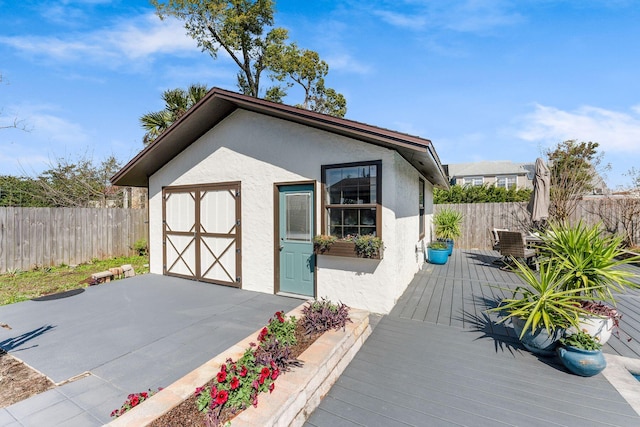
[306,250,640,427]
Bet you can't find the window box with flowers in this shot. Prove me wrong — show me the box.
[319,160,383,260]
[313,235,383,259]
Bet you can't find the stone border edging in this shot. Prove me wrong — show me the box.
[108,304,371,426]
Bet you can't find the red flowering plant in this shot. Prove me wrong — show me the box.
[194,311,299,426]
[110,388,162,418]
[262,311,297,347]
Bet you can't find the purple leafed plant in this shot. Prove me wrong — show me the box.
[301,298,351,336]
[581,300,631,342]
[254,335,301,372]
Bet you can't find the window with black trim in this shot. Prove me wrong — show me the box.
[419,178,425,239]
[322,160,381,238]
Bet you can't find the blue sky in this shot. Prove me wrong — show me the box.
[1,0,638,188]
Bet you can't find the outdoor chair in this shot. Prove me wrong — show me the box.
[497,230,538,270]
[490,228,509,264]
[490,228,509,251]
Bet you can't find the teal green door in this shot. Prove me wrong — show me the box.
[278,185,315,297]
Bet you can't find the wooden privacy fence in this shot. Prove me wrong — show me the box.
[0,208,148,273]
[435,198,640,250]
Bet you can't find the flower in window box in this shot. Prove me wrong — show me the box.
[313,235,337,253]
[351,235,383,258]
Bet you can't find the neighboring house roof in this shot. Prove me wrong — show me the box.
[445,161,535,179]
[112,88,449,188]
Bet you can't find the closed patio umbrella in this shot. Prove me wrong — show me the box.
[527,157,550,228]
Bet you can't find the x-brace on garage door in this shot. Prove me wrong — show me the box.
[162,182,241,287]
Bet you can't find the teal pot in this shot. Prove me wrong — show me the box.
[437,238,454,256]
[427,247,449,265]
[512,316,563,357]
[445,239,454,256]
[557,345,606,377]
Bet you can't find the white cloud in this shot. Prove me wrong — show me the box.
[0,145,50,177]
[372,10,427,30]
[324,53,372,75]
[4,103,89,145]
[0,13,199,69]
[32,114,88,145]
[0,103,99,176]
[371,0,522,33]
[517,103,640,153]
[442,0,523,32]
[106,14,199,60]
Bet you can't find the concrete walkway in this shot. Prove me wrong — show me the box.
[0,274,302,426]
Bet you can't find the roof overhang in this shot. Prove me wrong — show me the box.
[111,88,449,189]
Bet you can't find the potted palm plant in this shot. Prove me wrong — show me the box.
[558,330,606,377]
[433,208,463,256]
[539,221,640,343]
[489,258,592,356]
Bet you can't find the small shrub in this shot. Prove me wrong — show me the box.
[133,238,148,256]
[6,268,22,278]
[301,298,351,336]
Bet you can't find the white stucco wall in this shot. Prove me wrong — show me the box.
[148,109,433,313]
[316,152,430,313]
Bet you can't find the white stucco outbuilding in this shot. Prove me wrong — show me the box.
[112,88,449,313]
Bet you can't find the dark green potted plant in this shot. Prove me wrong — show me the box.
[427,241,449,265]
[558,330,606,377]
[433,208,463,255]
[489,258,593,356]
[540,221,640,343]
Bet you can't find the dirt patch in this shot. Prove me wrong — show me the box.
[0,350,55,408]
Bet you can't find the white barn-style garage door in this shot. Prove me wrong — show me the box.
[162,182,241,287]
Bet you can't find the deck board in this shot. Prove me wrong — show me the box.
[306,249,640,427]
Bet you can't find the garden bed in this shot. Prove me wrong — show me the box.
[0,350,54,408]
[108,305,370,427]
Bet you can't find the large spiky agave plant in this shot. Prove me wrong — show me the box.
[539,221,640,304]
[489,258,593,338]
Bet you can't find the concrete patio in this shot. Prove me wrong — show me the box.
[3,250,640,426]
[0,275,302,426]
[306,250,640,426]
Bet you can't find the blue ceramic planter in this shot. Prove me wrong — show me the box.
[557,345,606,377]
[427,247,449,265]
[436,239,454,256]
[445,239,454,256]
[512,317,563,357]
